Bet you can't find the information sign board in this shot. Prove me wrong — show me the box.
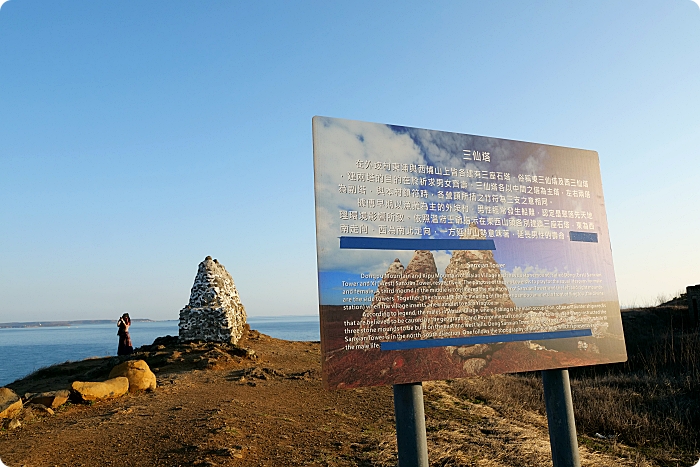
[313,116,627,389]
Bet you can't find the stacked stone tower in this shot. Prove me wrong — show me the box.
[179,256,247,344]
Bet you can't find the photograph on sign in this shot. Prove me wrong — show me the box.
[313,116,627,389]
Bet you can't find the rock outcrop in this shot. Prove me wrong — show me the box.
[369,258,405,313]
[396,250,440,314]
[179,256,247,344]
[356,258,403,342]
[70,377,129,402]
[352,225,526,375]
[109,360,157,392]
[359,252,440,342]
[0,388,22,420]
[29,390,70,409]
[421,242,517,338]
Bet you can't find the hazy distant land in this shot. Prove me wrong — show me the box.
[0,319,157,329]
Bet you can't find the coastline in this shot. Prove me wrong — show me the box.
[0,317,320,387]
[0,321,678,467]
[1,307,697,466]
[0,315,319,329]
[0,319,158,329]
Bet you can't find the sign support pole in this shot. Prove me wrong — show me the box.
[393,382,429,467]
[542,369,581,467]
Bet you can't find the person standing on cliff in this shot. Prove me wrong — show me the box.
[117,313,133,355]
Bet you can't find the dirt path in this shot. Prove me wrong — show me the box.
[0,332,655,466]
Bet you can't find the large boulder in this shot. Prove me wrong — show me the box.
[0,388,23,419]
[108,360,157,392]
[30,389,70,409]
[179,256,247,344]
[70,377,129,402]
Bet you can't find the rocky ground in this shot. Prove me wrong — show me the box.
[0,327,658,467]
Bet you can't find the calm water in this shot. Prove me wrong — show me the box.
[0,316,319,386]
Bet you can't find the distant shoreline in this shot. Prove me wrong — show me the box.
[0,319,162,329]
[0,316,318,329]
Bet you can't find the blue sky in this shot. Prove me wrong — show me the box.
[1,1,699,321]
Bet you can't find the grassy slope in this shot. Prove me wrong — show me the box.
[454,305,699,467]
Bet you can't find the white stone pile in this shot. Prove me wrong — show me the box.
[179,256,247,344]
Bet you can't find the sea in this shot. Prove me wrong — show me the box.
[0,316,320,387]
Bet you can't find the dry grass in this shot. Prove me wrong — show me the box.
[355,305,699,466]
[452,306,700,467]
[363,379,654,467]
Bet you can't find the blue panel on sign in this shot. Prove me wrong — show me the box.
[339,237,496,251]
[569,231,598,243]
[380,329,593,351]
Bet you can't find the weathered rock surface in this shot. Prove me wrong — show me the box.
[70,377,129,402]
[421,227,517,338]
[179,256,247,344]
[416,227,519,369]
[359,252,440,342]
[350,224,526,375]
[29,390,70,409]
[366,258,405,314]
[396,250,440,313]
[109,360,157,392]
[0,388,23,419]
[356,258,403,342]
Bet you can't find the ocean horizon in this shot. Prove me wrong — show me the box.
[0,315,320,387]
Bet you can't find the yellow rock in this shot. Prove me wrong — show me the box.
[70,377,129,402]
[0,388,23,419]
[108,360,157,392]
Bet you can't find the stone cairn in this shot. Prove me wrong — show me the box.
[179,256,247,344]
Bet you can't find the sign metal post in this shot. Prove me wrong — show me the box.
[393,382,429,467]
[542,369,581,467]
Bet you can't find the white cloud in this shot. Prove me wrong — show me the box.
[313,117,426,272]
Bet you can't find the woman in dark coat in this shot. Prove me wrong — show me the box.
[117,313,133,356]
